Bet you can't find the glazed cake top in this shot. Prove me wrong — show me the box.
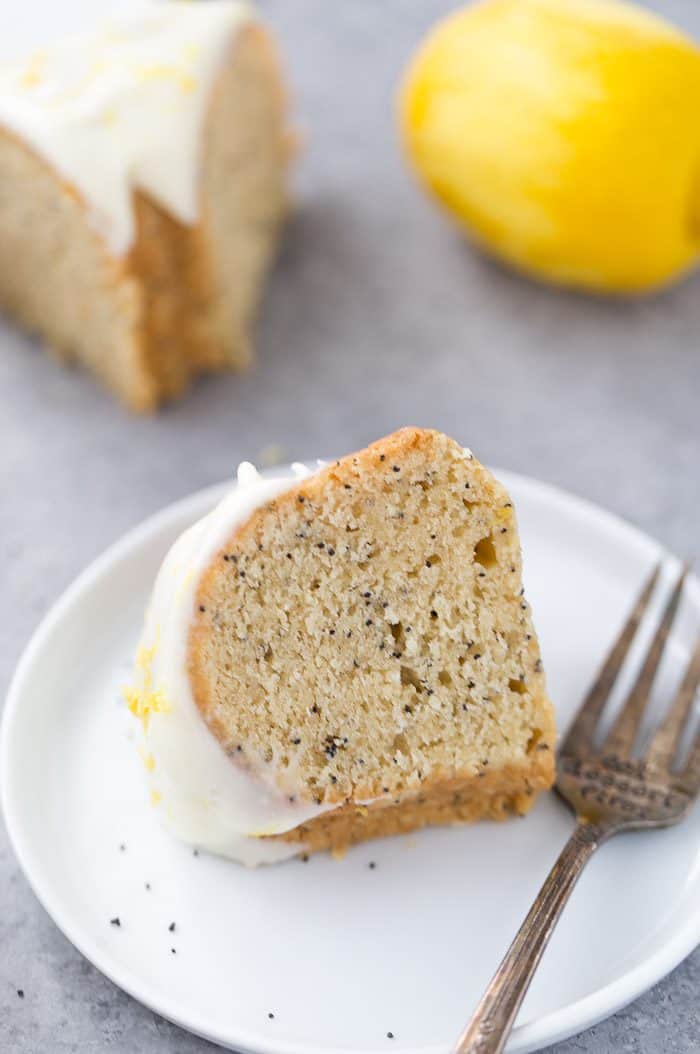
[0,1,251,253]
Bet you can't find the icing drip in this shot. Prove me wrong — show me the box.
[127,463,333,866]
[0,1,252,253]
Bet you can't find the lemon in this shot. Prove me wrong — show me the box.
[400,0,700,294]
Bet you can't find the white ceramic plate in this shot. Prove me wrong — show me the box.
[2,469,699,1054]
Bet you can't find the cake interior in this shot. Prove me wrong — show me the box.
[190,428,555,854]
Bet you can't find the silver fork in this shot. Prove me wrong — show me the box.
[454,563,700,1054]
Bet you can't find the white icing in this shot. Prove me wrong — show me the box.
[0,1,251,254]
[130,462,332,867]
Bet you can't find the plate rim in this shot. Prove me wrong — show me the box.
[2,467,699,1054]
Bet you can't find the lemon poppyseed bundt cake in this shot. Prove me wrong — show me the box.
[0,1,291,410]
[126,428,556,865]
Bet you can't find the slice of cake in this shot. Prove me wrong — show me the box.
[0,2,291,410]
[126,428,555,864]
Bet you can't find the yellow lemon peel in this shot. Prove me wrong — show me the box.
[124,686,170,732]
[400,0,700,294]
[136,637,158,673]
[137,63,196,92]
[124,632,170,732]
[20,69,43,89]
[138,746,156,773]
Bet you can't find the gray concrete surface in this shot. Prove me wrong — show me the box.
[1,1,699,1051]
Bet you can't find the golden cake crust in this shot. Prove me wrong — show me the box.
[266,761,554,855]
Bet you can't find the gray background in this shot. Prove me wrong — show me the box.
[1,0,699,1051]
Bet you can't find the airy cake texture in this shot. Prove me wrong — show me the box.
[0,3,291,409]
[177,428,555,859]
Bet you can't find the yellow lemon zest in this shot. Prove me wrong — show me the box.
[124,686,170,733]
[136,638,158,673]
[20,69,43,89]
[124,630,169,732]
[137,63,196,92]
[138,746,156,773]
[150,789,162,807]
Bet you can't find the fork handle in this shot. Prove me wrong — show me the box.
[454,821,606,1054]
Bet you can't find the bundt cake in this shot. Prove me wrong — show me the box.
[0,1,291,410]
[126,428,556,864]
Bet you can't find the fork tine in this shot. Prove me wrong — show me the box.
[603,565,688,757]
[646,637,700,770]
[560,563,661,756]
[679,730,700,794]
